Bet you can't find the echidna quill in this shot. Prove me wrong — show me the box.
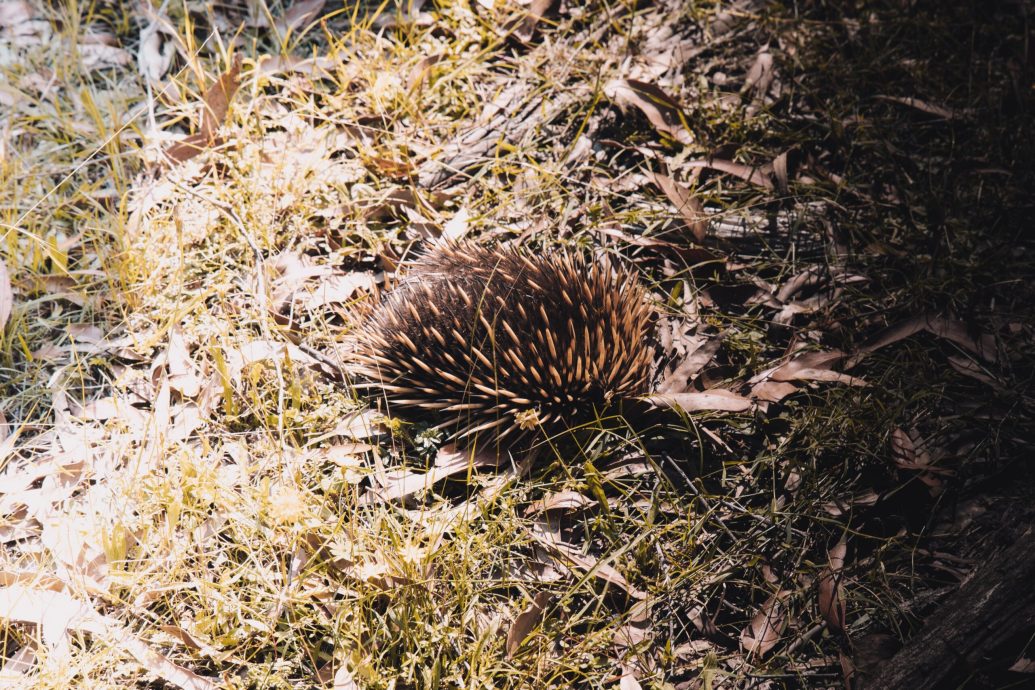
[352,242,657,446]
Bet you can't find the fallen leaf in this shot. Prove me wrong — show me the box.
[685,158,773,190]
[741,49,775,98]
[657,336,723,394]
[818,539,848,637]
[506,591,551,658]
[524,490,594,516]
[752,350,867,386]
[750,380,798,402]
[741,591,788,657]
[875,95,962,120]
[256,54,336,78]
[846,314,997,368]
[508,0,554,43]
[138,22,174,83]
[646,389,754,413]
[645,171,707,242]
[604,79,693,145]
[164,55,242,164]
[275,0,326,38]
[363,445,498,504]
[304,272,379,310]
[528,520,646,599]
[78,43,133,71]
[406,54,444,92]
[441,207,470,241]
[333,664,361,690]
[0,1,34,27]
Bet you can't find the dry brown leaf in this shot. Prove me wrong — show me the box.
[256,54,336,78]
[0,257,11,332]
[753,350,867,386]
[0,1,34,27]
[304,272,379,310]
[604,79,693,145]
[506,591,551,658]
[741,49,775,97]
[646,389,753,413]
[645,171,707,242]
[406,54,444,92]
[750,380,798,402]
[528,521,646,599]
[509,0,555,43]
[846,314,997,368]
[363,445,498,504]
[875,95,962,120]
[78,43,133,71]
[770,149,796,194]
[441,207,470,241]
[619,669,643,690]
[164,55,242,164]
[685,158,774,190]
[524,490,594,516]
[946,355,1000,388]
[657,336,723,394]
[138,24,174,83]
[818,539,848,637]
[741,591,789,657]
[275,0,326,37]
[333,664,361,690]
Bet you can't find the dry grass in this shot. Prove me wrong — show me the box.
[0,1,1032,689]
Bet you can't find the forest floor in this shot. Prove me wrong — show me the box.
[1,1,1033,688]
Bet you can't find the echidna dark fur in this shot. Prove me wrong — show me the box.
[352,242,657,447]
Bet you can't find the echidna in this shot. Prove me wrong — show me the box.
[352,242,657,446]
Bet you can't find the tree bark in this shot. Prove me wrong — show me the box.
[861,525,1035,689]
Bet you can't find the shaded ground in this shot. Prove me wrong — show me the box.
[0,0,1032,688]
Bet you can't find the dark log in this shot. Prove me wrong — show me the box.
[861,525,1035,689]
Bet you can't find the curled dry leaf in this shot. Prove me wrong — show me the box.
[646,389,753,413]
[506,591,552,658]
[749,380,798,403]
[333,664,361,690]
[818,539,848,637]
[752,349,867,387]
[741,591,789,657]
[604,79,693,145]
[1009,656,1035,674]
[138,22,174,83]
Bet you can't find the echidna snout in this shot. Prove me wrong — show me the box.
[352,242,656,446]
